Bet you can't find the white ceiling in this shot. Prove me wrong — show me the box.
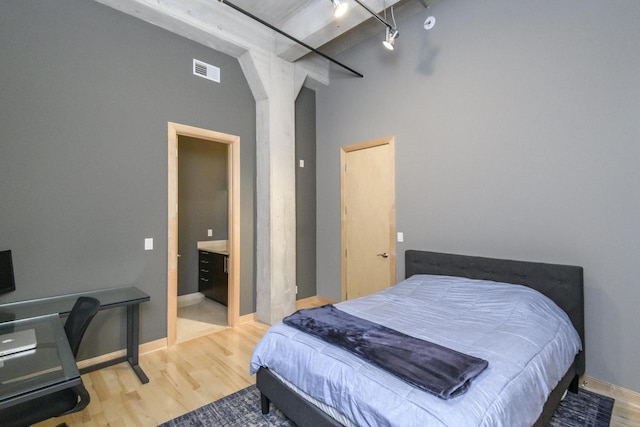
[96,0,429,64]
[229,0,319,27]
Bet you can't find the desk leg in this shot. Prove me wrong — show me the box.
[127,304,149,384]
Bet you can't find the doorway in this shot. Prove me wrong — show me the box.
[176,136,227,341]
[341,136,396,300]
[167,122,240,347]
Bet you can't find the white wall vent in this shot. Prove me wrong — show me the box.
[193,59,220,83]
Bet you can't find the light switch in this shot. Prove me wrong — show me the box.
[397,232,404,242]
[144,238,153,250]
[207,229,213,237]
[299,159,305,168]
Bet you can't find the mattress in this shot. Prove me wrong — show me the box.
[250,275,582,427]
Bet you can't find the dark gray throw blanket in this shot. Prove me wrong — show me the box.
[283,305,488,400]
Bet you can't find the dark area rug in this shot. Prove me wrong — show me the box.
[160,385,613,427]
[159,386,293,427]
[549,388,614,427]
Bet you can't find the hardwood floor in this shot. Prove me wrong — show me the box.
[34,297,331,427]
[36,321,270,427]
[580,376,640,427]
[34,295,640,426]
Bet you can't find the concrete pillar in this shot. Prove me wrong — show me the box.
[240,50,297,324]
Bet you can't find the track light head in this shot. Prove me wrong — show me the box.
[331,0,348,18]
[383,27,399,50]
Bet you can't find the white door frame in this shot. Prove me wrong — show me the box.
[167,122,240,347]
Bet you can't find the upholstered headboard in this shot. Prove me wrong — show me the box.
[405,250,585,375]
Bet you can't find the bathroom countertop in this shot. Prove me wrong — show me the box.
[197,240,228,255]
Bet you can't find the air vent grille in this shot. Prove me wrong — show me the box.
[193,59,220,83]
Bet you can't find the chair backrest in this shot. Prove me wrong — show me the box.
[64,296,101,358]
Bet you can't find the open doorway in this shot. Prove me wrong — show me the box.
[176,135,228,341]
[167,122,240,347]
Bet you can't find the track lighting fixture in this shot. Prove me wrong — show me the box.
[383,26,399,50]
[382,4,399,50]
[330,0,348,18]
[347,0,399,51]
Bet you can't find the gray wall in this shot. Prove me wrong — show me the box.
[0,0,256,357]
[178,136,228,296]
[295,88,317,299]
[316,0,640,392]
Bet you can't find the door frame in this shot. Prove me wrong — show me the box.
[340,136,396,301]
[167,122,240,347]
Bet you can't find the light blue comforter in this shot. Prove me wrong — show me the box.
[250,275,582,427]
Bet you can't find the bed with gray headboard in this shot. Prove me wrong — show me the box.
[255,249,585,426]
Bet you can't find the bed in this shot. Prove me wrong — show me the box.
[251,250,585,426]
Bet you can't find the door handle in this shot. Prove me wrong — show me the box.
[377,252,389,258]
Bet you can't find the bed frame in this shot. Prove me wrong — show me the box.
[257,250,585,427]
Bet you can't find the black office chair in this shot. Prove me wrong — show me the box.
[1,296,100,427]
[64,296,101,358]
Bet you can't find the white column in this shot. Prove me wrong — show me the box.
[240,50,297,324]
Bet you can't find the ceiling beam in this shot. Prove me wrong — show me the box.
[220,0,362,78]
[94,0,337,87]
[94,0,428,86]
[95,0,275,58]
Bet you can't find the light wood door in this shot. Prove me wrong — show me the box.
[341,137,395,300]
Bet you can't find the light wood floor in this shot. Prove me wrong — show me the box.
[581,376,640,427]
[34,296,640,426]
[35,321,270,427]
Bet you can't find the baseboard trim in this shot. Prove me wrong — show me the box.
[141,337,168,354]
[237,296,336,325]
[77,349,126,370]
[76,338,168,370]
[580,375,640,406]
[239,312,256,324]
[296,295,336,307]
[177,292,204,308]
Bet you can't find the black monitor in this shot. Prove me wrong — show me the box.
[0,250,16,295]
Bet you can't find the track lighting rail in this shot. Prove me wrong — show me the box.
[218,0,364,78]
[353,0,395,30]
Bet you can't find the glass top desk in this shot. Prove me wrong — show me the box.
[0,286,150,384]
[0,314,82,411]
